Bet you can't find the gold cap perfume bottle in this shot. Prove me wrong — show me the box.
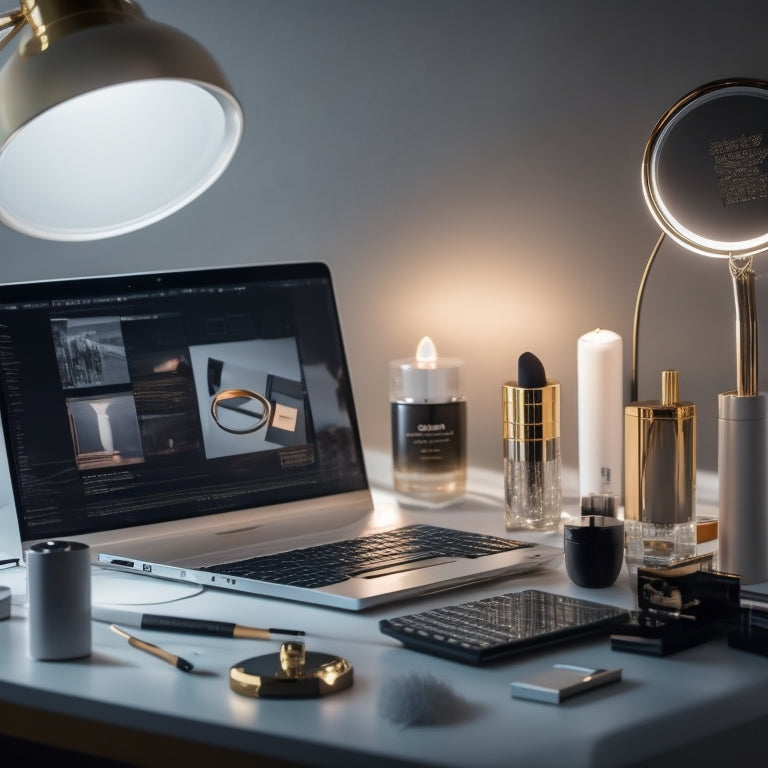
[624,370,696,571]
[502,355,561,532]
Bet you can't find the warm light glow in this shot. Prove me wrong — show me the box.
[415,336,437,367]
[315,658,351,688]
[317,662,342,686]
[230,666,259,690]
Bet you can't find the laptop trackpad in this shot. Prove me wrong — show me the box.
[354,556,456,579]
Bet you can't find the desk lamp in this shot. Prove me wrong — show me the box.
[0,0,242,241]
[639,78,768,584]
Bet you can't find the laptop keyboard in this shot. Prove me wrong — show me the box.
[200,524,533,589]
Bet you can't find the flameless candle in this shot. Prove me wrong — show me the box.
[389,337,466,508]
[577,329,623,504]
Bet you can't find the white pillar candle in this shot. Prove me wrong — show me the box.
[577,329,623,504]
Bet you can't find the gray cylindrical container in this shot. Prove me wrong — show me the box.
[26,540,92,660]
[718,391,768,584]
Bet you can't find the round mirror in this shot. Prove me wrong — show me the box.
[643,78,768,257]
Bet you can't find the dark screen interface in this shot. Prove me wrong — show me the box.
[0,263,366,540]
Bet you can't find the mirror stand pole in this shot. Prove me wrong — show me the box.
[719,253,768,584]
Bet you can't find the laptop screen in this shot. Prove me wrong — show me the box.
[0,261,368,543]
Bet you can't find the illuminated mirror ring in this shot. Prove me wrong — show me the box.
[210,388,271,434]
[642,78,768,258]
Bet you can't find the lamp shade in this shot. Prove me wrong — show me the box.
[0,4,243,241]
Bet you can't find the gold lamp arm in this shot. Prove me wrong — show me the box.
[631,231,666,402]
[730,254,758,397]
[0,1,149,59]
[0,7,26,53]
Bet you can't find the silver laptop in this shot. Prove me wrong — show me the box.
[0,261,561,610]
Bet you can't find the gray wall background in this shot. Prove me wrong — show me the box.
[2,0,767,481]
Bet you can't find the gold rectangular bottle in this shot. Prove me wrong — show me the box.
[624,370,696,573]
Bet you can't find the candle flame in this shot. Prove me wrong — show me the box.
[415,336,437,366]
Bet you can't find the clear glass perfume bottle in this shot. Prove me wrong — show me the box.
[624,370,697,574]
[502,374,561,531]
[390,337,466,508]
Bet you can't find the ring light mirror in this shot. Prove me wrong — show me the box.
[638,78,768,584]
[643,78,768,258]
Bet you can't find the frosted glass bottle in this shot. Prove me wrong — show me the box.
[502,379,561,531]
[390,337,466,508]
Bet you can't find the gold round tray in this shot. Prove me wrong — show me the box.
[229,642,353,699]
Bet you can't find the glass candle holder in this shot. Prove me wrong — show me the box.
[390,337,466,508]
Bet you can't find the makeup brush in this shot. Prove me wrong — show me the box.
[377,672,470,727]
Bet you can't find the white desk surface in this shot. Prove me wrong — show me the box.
[1,484,767,768]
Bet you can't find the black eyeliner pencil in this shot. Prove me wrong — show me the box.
[94,606,305,640]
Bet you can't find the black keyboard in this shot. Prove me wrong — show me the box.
[380,589,630,665]
[200,523,532,589]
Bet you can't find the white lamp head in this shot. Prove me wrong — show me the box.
[643,78,768,259]
[0,0,243,241]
